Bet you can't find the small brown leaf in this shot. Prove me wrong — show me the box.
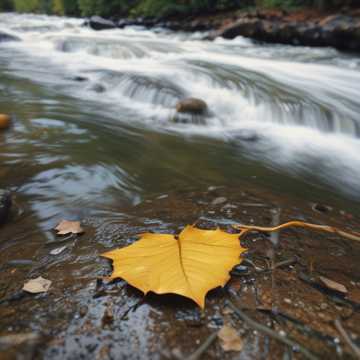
[23,277,52,294]
[319,276,348,294]
[218,325,243,352]
[55,220,84,235]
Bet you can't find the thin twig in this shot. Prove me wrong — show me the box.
[226,300,319,360]
[234,221,360,243]
[185,332,218,360]
[334,319,360,359]
[261,257,299,274]
[272,257,298,270]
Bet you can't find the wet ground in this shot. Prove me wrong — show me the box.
[1,185,360,359]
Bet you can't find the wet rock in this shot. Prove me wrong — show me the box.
[117,19,129,29]
[212,197,227,206]
[176,98,207,115]
[0,31,20,43]
[0,190,12,224]
[312,203,332,214]
[91,83,106,93]
[0,114,11,130]
[172,113,207,126]
[72,76,88,82]
[89,16,116,31]
[79,305,88,317]
[215,14,360,52]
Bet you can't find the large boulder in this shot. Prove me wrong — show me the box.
[0,31,20,43]
[176,98,207,115]
[217,18,262,40]
[216,14,360,52]
[89,16,116,31]
[0,190,12,224]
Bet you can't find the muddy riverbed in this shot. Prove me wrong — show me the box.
[1,185,360,359]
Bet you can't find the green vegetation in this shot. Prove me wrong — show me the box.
[0,0,356,17]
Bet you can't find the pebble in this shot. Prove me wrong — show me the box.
[212,197,227,206]
[0,189,12,224]
[284,298,292,304]
[222,204,237,210]
[208,186,218,192]
[50,246,67,256]
[79,305,88,317]
[156,194,168,200]
[320,303,328,311]
[0,114,11,130]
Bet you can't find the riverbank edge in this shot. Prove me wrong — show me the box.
[88,7,360,52]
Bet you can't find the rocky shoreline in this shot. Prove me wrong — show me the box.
[88,8,360,52]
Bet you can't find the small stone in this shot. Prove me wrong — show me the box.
[156,194,168,200]
[212,197,227,206]
[284,298,292,304]
[91,83,106,93]
[208,186,218,192]
[176,98,207,115]
[222,204,237,210]
[50,246,67,256]
[79,305,88,317]
[320,303,328,310]
[0,190,12,224]
[312,203,332,213]
[0,114,11,130]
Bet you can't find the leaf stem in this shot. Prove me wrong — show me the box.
[234,221,360,243]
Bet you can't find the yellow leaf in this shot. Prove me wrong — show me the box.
[102,225,247,308]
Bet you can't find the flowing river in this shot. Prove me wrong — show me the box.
[1,13,360,359]
[1,13,360,226]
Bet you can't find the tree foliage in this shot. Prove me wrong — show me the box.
[0,0,357,16]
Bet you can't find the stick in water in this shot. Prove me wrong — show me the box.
[226,300,319,360]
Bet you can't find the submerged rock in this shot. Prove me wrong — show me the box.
[172,113,207,126]
[91,83,106,93]
[72,76,88,82]
[89,16,116,31]
[0,190,12,224]
[0,31,20,43]
[176,98,208,115]
[0,114,11,130]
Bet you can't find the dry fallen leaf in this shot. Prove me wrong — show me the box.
[55,220,84,235]
[218,325,243,352]
[23,276,52,294]
[102,225,246,308]
[319,276,348,294]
